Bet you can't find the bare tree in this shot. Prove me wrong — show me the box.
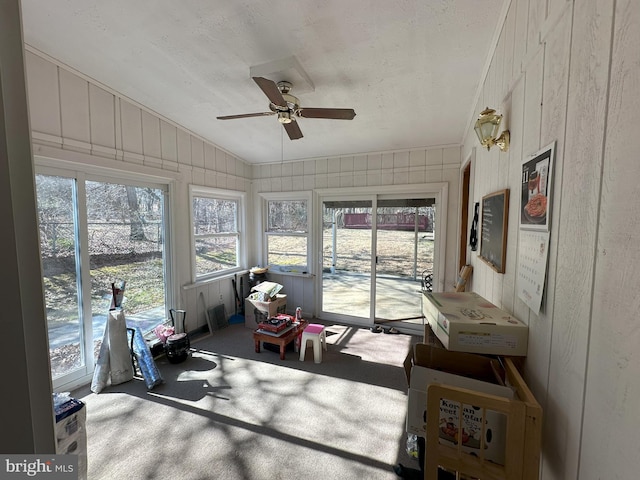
[125,186,146,240]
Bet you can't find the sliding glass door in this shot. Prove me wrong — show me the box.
[36,175,84,379]
[318,188,444,333]
[321,199,373,320]
[85,181,167,341]
[36,170,169,389]
[374,199,435,329]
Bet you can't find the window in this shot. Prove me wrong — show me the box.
[35,169,170,390]
[191,186,245,280]
[262,192,311,273]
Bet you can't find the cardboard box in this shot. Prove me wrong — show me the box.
[404,343,514,465]
[423,292,528,356]
[424,323,444,346]
[244,294,287,329]
[54,396,87,480]
[424,357,543,480]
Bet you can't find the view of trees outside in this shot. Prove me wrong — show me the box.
[266,200,308,267]
[36,175,166,379]
[37,175,82,376]
[36,178,434,378]
[267,200,307,232]
[192,196,239,276]
[85,181,165,321]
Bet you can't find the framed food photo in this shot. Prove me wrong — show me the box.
[520,141,555,231]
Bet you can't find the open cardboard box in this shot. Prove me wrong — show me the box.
[423,355,543,480]
[244,294,287,329]
[404,343,515,465]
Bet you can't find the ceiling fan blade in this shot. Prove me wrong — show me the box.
[283,120,303,140]
[216,112,275,120]
[253,77,288,108]
[297,108,356,120]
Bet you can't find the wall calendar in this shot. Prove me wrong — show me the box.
[516,230,550,315]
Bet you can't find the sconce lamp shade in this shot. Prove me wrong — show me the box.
[474,107,510,152]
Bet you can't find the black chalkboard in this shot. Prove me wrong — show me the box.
[479,189,509,273]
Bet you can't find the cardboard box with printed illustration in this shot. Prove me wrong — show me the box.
[404,343,515,465]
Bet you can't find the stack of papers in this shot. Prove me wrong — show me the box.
[249,281,284,300]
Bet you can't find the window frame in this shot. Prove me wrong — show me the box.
[260,191,312,274]
[189,185,246,282]
[34,160,172,392]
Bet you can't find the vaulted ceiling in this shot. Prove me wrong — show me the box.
[20,0,505,163]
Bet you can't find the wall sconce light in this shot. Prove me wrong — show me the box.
[474,107,510,152]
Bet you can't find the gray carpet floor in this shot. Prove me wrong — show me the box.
[72,322,422,480]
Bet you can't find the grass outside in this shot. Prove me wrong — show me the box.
[43,258,165,325]
[44,229,433,324]
[45,258,165,379]
[248,229,435,276]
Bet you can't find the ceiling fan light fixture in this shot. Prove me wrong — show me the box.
[278,111,293,124]
[216,76,355,141]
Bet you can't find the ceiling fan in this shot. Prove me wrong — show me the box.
[216,77,356,140]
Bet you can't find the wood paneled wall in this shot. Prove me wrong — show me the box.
[250,147,462,315]
[462,1,640,478]
[25,50,250,188]
[24,50,252,334]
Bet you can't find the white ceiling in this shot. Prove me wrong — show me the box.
[20,0,504,164]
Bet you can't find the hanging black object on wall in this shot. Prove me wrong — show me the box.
[470,202,479,251]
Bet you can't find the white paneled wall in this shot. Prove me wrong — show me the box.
[24,50,252,333]
[462,0,640,479]
[25,50,249,192]
[253,147,460,194]
[252,146,461,315]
